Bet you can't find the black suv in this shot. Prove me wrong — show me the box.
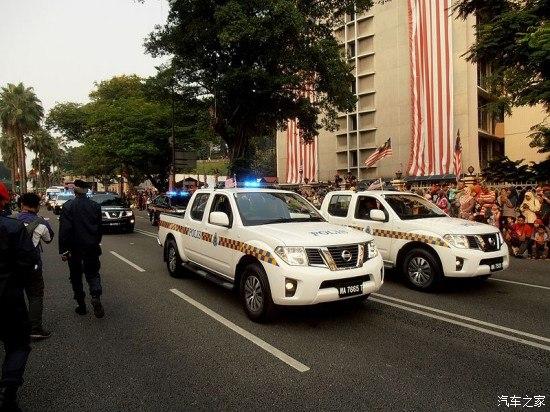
[91,193,135,233]
[148,191,191,226]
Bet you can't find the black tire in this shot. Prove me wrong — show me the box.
[239,263,277,322]
[401,248,441,291]
[476,274,491,282]
[125,225,135,233]
[165,239,184,278]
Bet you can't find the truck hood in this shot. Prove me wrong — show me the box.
[402,217,499,235]
[252,222,371,247]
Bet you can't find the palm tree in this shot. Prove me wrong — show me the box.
[0,83,44,193]
[27,127,65,188]
[0,131,17,191]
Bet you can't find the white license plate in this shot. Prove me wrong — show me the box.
[338,284,363,298]
[490,262,503,272]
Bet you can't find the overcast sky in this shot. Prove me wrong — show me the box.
[0,0,169,114]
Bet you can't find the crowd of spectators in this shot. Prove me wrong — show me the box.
[294,177,550,260]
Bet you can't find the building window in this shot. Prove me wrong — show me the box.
[349,114,358,131]
[350,151,358,167]
[347,42,356,59]
[351,80,356,95]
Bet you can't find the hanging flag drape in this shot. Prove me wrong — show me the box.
[453,129,462,182]
[364,138,393,167]
[285,88,318,184]
[407,0,454,176]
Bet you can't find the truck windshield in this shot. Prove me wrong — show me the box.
[57,193,75,201]
[91,194,126,207]
[383,194,446,220]
[234,192,325,226]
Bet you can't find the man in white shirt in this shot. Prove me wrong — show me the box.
[16,193,54,340]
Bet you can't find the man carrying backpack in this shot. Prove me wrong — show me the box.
[17,193,54,340]
[0,183,40,410]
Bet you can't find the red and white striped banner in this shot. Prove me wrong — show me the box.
[407,0,454,176]
[285,88,318,183]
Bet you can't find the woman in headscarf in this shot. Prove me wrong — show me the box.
[459,186,475,220]
[520,191,541,224]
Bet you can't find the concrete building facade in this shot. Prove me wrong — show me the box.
[276,1,511,182]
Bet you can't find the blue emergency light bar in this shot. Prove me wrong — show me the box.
[167,190,190,197]
[243,180,262,188]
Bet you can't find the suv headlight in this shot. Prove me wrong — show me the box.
[274,246,308,266]
[123,210,134,217]
[443,234,469,249]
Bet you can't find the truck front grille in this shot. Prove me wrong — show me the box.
[466,234,501,251]
[305,248,325,266]
[327,245,360,269]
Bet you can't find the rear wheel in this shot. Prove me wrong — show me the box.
[165,239,184,278]
[402,248,441,291]
[239,263,276,322]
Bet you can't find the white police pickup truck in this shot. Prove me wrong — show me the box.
[157,188,384,321]
[320,191,509,290]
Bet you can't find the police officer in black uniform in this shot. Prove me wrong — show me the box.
[59,180,105,318]
[0,182,39,411]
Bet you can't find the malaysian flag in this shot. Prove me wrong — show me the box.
[453,130,462,182]
[285,88,318,184]
[364,138,393,167]
[407,0,454,176]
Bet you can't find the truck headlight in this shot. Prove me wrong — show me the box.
[274,246,308,266]
[366,241,378,259]
[123,210,134,217]
[443,234,469,249]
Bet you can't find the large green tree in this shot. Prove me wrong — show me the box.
[0,83,44,193]
[48,74,213,191]
[455,0,550,155]
[145,0,374,175]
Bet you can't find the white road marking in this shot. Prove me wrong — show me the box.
[489,277,550,291]
[169,288,310,372]
[109,251,146,272]
[371,298,550,352]
[374,293,550,343]
[134,228,158,238]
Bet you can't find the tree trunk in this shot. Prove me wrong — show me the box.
[15,132,27,194]
[10,160,16,192]
[227,130,253,179]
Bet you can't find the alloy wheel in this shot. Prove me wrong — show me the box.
[407,256,432,287]
[244,275,264,313]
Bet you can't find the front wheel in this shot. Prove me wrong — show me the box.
[402,248,441,291]
[165,239,184,278]
[240,263,276,322]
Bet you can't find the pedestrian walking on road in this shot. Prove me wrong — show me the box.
[0,183,40,411]
[58,180,105,318]
[17,193,54,340]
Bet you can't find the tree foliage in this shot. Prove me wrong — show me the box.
[48,74,213,191]
[145,0,375,175]
[455,0,550,153]
[481,156,549,182]
[26,127,66,189]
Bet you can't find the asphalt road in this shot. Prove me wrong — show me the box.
[18,210,550,411]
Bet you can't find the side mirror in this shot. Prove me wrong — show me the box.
[370,209,386,222]
[210,211,230,227]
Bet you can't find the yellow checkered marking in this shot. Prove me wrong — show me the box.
[159,220,279,266]
[372,228,449,248]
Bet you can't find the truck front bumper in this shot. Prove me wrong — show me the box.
[441,243,510,278]
[265,255,384,306]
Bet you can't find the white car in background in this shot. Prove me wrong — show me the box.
[320,190,509,290]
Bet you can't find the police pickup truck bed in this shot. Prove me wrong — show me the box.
[157,188,384,321]
[320,190,509,290]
